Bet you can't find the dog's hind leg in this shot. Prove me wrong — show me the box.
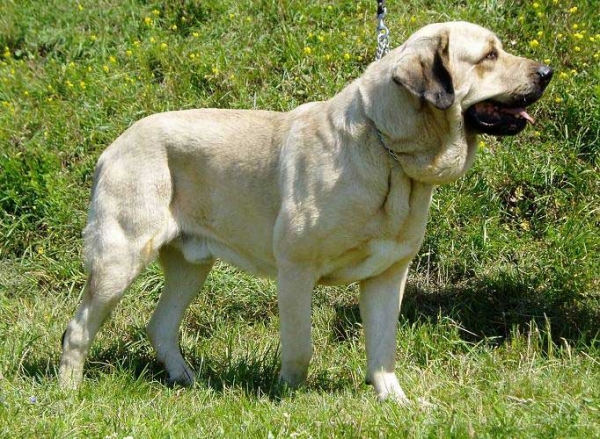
[59,217,172,389]
[147,245,214,386]
[59,254,144,388]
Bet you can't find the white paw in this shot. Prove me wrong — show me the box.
[369,371,410,405]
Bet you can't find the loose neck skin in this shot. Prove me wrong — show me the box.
[330,55,479,186]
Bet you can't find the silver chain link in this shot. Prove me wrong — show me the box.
[375,6,390,61]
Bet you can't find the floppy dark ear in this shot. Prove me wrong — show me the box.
[392,33,455,110]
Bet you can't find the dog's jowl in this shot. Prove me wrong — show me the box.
[60,22,551,402]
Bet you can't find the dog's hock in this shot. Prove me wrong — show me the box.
[392,34,455,110]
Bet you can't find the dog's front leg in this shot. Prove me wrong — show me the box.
[277,263,317,388]
[359,261,410,404]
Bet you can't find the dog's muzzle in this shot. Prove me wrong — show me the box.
[464,64,553,136]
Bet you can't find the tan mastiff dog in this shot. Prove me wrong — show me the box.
[60,21,552,402]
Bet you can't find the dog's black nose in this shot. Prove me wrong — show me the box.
[536,64,553,84]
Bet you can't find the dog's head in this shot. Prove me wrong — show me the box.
[388,21,552,136]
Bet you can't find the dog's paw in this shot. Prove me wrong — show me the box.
[377,388,410,405]
[166,366,196,387]
[368,371,410,405]
[58,366,83,390]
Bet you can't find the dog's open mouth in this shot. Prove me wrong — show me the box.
[464,100,536,136]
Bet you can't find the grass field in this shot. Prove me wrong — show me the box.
[1,0,599,436]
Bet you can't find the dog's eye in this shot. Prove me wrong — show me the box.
[484,50,498,61]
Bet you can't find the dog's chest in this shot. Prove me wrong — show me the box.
[319,179,433,285]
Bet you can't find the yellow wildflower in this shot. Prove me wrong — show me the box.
[171,24,177,31]
[126,50,133,57]
[554,97,563,103]
[544,58,551,64]
[103,65,109,73]
[192,32,199,37]
[144,17,152,25]
[160,42,167,50]
[79,81,86,89]
[532,2,540,8]
[91,35,97,41]
[569,6,577,13]
[303,46,312,55]
[152,9,160,16]
[109,56,116,63]
[343,53,351,61]
[574,46,581,52]
[529,39,540,48]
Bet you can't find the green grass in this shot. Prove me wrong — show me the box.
[1,0,599,436]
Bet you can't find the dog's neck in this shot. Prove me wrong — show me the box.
[327,77,478,185]
[374,126,401,164]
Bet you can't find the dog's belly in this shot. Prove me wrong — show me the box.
[175,234,278,277]
[319,239,419,285]
[175,232,417,286]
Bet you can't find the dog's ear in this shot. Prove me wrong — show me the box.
[392,33,455,110]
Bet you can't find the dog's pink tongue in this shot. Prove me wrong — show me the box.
[503,107,536,125]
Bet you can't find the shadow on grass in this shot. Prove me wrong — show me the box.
[18,341,286,399]
[19,274,598,394]
[332,275,599,347]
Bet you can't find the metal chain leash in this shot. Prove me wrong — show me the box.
[375,0,390,61]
